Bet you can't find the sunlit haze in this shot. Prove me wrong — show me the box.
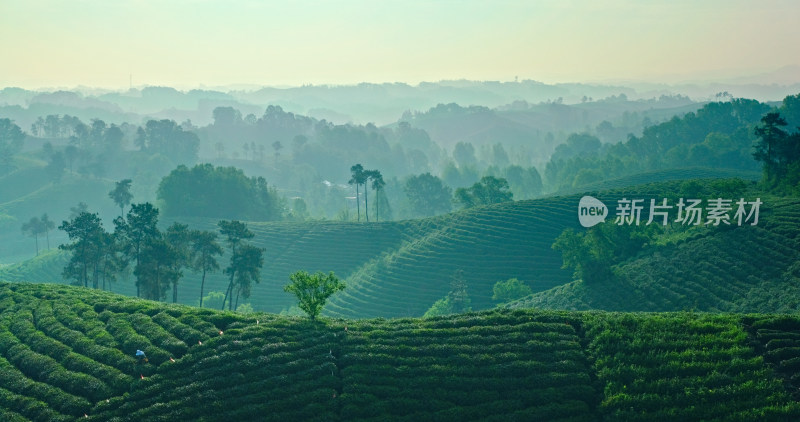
[1,0,799,89]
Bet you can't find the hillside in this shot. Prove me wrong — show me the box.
[2,283,800,420]
[4,173,794,319]
[0,167,119,265]
[509,196,800,313]
[153,197,579,317]
[558,167,761,195]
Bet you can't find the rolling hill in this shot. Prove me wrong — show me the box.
[2,282,800,420]
[509,196,800,313]
[3,171,795,319]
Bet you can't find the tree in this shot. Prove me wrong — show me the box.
[190,230,223,308]
[453,142,477,168]
[157,164,283,221]
[348,164,366,221]
[363,169,384,222]
[753,112,789,182]
[492,278,533,303]
[21,216,45,256]
[368,170,386,221]
[218,220,255,310]
[64,144,79,173]
[552,222,658,285]
[69,202,89,219]
[0,118,25,175]
[114,203,160,297]
[448,270,471,313]
[40,214,55,251]
[96,230,123,291]
[165,222,192,303]
[134,127,147,151]
[454,176,513,208]
[229,244,264,310]
[503,165,543,199]
[404,173,453,217]
[45,150,66,182]
[139,119,200,164]
[423,270,472,317]
[59,212,105,288]
[136,237,179,301]
[272,141,283,165]
[284,271,345,320]
[109,179,133,217]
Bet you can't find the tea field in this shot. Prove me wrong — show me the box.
[511,197,800,313]
[2,283,800,420]
[2,175,793,319]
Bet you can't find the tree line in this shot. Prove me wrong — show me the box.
[349,162,517,221]
[57,179,263,310]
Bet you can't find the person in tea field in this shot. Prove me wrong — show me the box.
[136,349,148,364]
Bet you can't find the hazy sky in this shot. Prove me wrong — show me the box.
[1,0,798,89]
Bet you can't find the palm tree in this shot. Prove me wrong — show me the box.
[367,170,385,222]
[348,164,366,221]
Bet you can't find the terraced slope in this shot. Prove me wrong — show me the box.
[510,197,800,313]
[559,167,760,195]
[2,283,800,421]
[159,197,585,315]
[163,219,411,311]
[5,175,773,318]
[325,198,579,318]
[586,312,797,421]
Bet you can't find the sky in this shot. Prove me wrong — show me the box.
[1,0,799,90]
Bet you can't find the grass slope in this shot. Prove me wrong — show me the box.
[510,197,800,313]
[2,283,800,420]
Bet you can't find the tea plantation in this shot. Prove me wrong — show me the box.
[3,174,794,320]
[2,282,800,420]
[512,196,800,313]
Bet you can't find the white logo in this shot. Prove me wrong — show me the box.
[578,196,608,227]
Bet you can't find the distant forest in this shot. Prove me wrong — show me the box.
[2,83,800,263]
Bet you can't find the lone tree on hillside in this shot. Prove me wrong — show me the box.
[368,170,386,221]
[364,169,384,222]
[22,216,45,256]
[109,179,133,217]
[284,271,346,320]
[348,164,367,221]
